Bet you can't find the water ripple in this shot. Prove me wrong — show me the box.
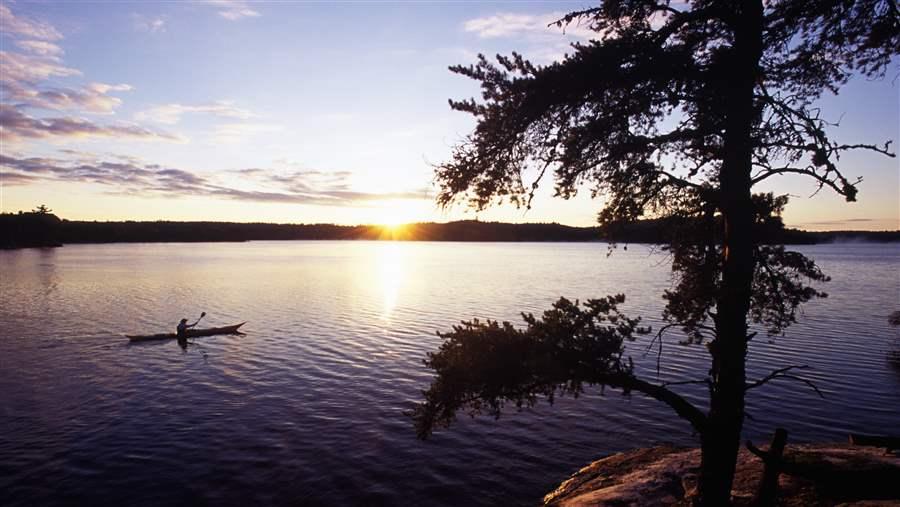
[1,241,898,506]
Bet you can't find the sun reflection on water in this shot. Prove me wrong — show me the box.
[375,242,407,320]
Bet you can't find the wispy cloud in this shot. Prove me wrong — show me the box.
[0,171,40,185]
[14,39,64,57]
[132,14,166,33]
[231,167,357,194]
[462,12,599,63]
[463,12,596,41]
[211,122,282,144]
[136,101,255,124]
[2,80,133,114]
[1,152,429,206]
[204,0,261,21]
[0,3,62,41]
[0,49,80,84]
[798,218,877,226]
[792,217,899,231]
[0,105,183,144]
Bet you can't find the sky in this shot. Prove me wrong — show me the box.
[0,1,897,230]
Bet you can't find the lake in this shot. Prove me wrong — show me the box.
[1,241,898,506]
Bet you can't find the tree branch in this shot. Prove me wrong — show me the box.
[619,375,707,434]
[745,365,824,398]
[750,165,860,197]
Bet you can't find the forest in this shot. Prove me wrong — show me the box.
[1,210,897,249]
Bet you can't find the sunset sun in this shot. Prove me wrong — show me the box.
[375,200,424,230]
[380,215,406,228]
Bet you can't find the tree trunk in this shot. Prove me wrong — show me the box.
[696,1,764,505]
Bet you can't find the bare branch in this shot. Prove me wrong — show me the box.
[745,365,824,398]
[618,375,707,433]
[662,378,712,388]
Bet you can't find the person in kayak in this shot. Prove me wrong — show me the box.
[176,312,206,338]
[176,318,197,337]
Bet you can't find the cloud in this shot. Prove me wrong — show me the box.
[0,152,429,206]
[2,80,133,114]
[136,101,255,124]
[791,217,899,231]
[0,3,63,41]
[0,3,178,151]
[204,0,261,20]
[798,218,877,226]
[14,40,64,57]
[460,12,602,64]
[212,122,282,144]
[133,14,166,33]
[0,171,40,185]
[0,105,183,143]
[234,168,358,194]
[463,12,596,40]
[0,7,137,116]
[0,49,80,84]
[1,37,131,115]
[0,153,209,191]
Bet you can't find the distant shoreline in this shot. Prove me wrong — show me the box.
[2,214,899,249]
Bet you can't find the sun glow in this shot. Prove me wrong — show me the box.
[376,242,407,320]
[378,212,410,229]
[377,223,409,240]
[373,199,429,228]
[371,199,427,239]
[381,217,406,228]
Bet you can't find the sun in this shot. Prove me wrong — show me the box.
[380,215,406,228]
[379,220,408,240]
[371,199,428,240]
[375,200,422,230]
[373,202,422,239]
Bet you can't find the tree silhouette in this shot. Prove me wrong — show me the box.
[413,1,898,504]
[32,204,52,214]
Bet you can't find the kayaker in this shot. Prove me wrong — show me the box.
[176,318,197,337]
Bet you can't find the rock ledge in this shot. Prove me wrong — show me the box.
[544,444,900,506]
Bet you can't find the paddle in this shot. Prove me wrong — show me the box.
[183,312,210,359]
[178,312,205,339]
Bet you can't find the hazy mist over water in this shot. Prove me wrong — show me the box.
[1,241,898,505]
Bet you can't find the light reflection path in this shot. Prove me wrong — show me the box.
[375,242,407,321]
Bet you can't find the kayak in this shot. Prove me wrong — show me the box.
[126,323,245,342]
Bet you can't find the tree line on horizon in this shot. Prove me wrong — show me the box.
[1,210,898,249]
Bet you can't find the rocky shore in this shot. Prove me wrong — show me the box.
[544,444,900,506]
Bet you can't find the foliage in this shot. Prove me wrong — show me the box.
[414,296,639,437]
[0,209,62,248]
[412,296,709,439]
[890,311,900,327]
[3,214,896,250]
[436,1,896,216]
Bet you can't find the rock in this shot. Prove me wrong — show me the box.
[544,444,900,506]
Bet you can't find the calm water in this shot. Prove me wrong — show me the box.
[1,241,899,506]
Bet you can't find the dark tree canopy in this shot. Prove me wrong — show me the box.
[416,1,897,504]
[413,296,707,438]
[437,0,896,215]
